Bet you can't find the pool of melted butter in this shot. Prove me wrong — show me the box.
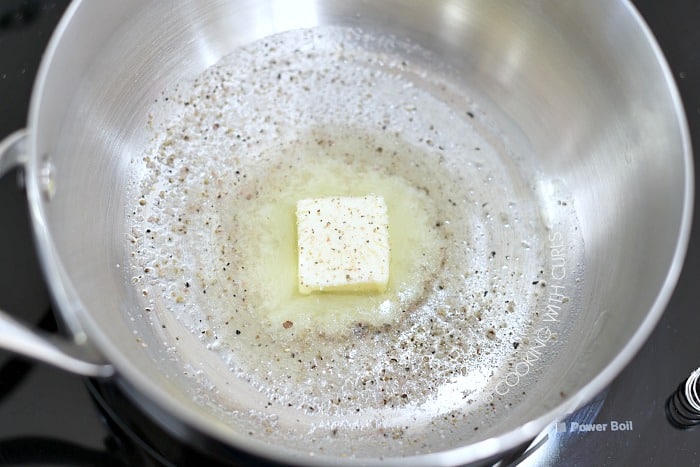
[127,26,582,457]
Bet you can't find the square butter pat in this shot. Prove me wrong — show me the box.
[296,195,390,294]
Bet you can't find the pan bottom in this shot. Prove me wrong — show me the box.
[126,26,584,457]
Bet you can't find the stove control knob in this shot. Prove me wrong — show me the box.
[666,367,700,430]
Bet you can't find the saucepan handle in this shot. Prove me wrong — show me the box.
[0,130,113,378]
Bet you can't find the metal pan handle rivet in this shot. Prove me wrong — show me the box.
[39,154,56,200]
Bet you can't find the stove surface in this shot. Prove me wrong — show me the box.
[0,1,698,466]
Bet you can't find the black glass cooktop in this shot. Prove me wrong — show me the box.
[0,1,698,465]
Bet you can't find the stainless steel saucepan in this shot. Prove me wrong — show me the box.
[0,1,693,465]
